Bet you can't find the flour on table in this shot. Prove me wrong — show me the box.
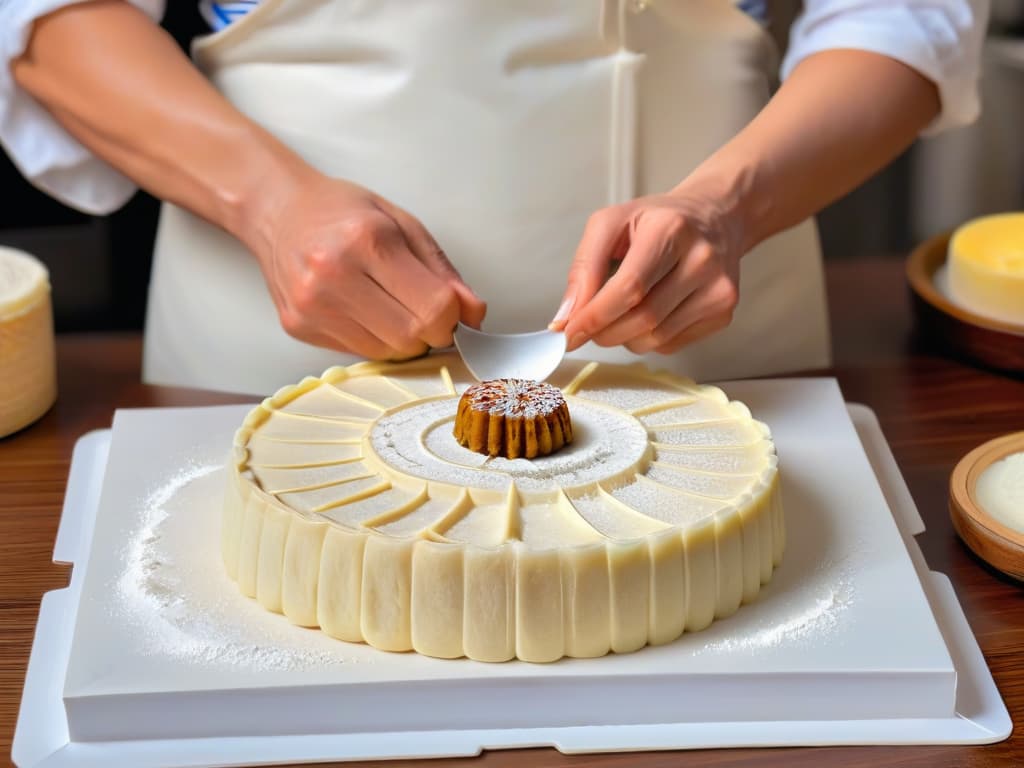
[692,560,855,655]
[114,461,358,671]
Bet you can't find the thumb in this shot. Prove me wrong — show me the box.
[549,207,629,331]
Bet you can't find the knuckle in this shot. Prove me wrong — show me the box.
[404,315,429,343]
[566,260,592,284]
[289,279,319,315]
[717,278,739,309]
[576,318,600,340]
[434,286,461,322]
[649,323,674,347]
[279,309,305,339]
[362,338,391,360]
[338,213,388,251]
[415,288,459,341]
[658,208,688,236]
[431,247,455,272]
[586,209,609,231]
[688,242,715,270]
[302,246,333,274]
[389,341,430,362]
[303,244,354,281]
[635,306,660,334]
[625,337,654,355]
[362,345,389,362]
[619,276,647,308]
[302,244,350,280]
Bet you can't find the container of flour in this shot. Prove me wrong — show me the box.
[950,431,1024,581]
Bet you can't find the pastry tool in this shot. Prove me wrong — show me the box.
[453,322,566,382]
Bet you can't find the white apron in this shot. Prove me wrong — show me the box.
[143,0,830,394]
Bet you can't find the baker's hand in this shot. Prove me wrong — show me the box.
[550,190,743,354]
[247,171,486,360]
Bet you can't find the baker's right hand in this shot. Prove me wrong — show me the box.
[245,171,486,360]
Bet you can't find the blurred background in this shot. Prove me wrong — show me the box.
[2,1,1023,333]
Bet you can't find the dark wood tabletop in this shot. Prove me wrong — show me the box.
[3,257,1023,768]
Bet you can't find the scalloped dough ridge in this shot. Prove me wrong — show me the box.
[223,353,782,662]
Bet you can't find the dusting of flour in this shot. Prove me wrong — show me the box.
[114,461,356,671]
[113,463,857,669]
[692,562,855,656]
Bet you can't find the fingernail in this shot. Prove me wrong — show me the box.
[568,331,587,350]
[549,295,575,329]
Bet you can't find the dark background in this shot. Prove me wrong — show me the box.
[2,2,1023,334]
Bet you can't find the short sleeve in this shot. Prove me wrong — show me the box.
[781,0,989,136]
[0,0,166,214]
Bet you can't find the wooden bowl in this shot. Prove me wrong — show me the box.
[950,432,1024,582]
[906,234,1024,374]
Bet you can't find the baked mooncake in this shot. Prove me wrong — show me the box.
[223,354,783,663]
[454,378,573,459]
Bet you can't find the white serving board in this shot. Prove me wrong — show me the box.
[62,379,957,738]
[12,384,1012,767]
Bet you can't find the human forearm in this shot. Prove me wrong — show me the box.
[678,49,941,252]
[13,0,486,357]
[11,0,307,250]
[556,49,941,352]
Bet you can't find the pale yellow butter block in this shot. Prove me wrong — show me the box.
[0,246,56,437]
[948,213,1024,326]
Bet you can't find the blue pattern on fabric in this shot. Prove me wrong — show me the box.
[199,1,770,30]
[200,0,260,32]
[736,0,769,23]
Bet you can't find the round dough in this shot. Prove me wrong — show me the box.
[223,354,782,662]
[0,246,56,437]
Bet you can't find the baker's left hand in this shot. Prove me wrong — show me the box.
[550,190,744,354]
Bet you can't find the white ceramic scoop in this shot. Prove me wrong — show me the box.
[453,322,566,382]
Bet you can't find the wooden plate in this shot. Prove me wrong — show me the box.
[906,234,1024,374]
[950,431,1024,582]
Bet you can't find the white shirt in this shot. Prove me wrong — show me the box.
[0,0,989,215]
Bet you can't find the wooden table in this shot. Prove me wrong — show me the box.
[3,258,1023,767]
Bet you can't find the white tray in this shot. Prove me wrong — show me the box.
[11,389,1012,767]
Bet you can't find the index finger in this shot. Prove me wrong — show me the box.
[383,203,487,331]
[564,211,691,348]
